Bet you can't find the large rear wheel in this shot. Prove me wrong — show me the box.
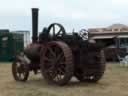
[40,41,74,86]
[75,50,106,82]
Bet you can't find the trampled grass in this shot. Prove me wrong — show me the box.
[0,62,128,96]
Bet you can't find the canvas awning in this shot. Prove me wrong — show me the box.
[117,35,128,38]
[91,34,128,39]
[91,35,116,39]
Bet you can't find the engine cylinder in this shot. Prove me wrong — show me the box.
[24,44,41,62]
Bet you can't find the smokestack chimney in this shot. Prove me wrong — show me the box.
[32,8,39,43]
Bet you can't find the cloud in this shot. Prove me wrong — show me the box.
[0,0,127,31]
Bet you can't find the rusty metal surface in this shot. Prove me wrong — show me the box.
[75,50,106,82]
[11,8,106,85]
[12,53,29,81]
[40,41,74,86]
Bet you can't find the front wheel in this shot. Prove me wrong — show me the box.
[12,54,29,82]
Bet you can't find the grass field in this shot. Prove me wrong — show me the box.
[0,62,128,96]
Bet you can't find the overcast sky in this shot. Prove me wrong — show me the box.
[0,0,127,32]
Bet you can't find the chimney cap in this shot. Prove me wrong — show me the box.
[32,8,39,10]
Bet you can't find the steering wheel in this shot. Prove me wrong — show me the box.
[47,23,66,38]
[79,29,88,40]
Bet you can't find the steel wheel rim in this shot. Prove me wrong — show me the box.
[15,60,27,80]
[43,44,66,82]
[40,41,74,85]
[48,23,66,37]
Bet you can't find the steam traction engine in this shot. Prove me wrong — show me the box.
[12,8,106,86]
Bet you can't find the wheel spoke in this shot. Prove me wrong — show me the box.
[53,25,55,36]
[43,56,54,63]
[57,74,62,80]
[47,47,56,57]
[41,41,73,85]
[49,71,56,78]
[56,52,64,62]
[21,73,24,79]
[19,73,21,78]
[58,67,65,74]
[56,29,62,36]
[46,67,57,80]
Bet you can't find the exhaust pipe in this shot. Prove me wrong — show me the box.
[32,8,39,43]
